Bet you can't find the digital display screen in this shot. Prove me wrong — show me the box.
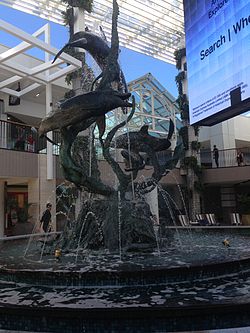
[184,0,250,125]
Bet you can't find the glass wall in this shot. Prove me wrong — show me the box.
[104,73,181,140]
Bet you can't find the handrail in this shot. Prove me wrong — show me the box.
[1,119,250,168]
[0,231,62,241]
[199,147,250,168]
[0,119,37,128]
[0,119,60,155]
[200,147,250,153]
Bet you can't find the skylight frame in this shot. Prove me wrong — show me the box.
[0,0,184,64]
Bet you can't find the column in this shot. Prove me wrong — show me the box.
[45,83,53,180]
[72,7,85,93]
[38,154,56,231]
[45,24,53,180]
[28,179,40,229]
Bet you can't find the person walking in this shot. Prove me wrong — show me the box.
[236,150,244,166]
[213,145,219,168]
[40,203,52,233]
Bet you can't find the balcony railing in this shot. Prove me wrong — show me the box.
[0,119,60,154]
[1,119,249,169]
[199,147,250,168]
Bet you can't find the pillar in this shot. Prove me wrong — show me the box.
[38,155,56,231]
[179,54,201,219]
[45,84,53,180]
[28,179,40,229]
[44,24,54,180]
[72,7,85,94]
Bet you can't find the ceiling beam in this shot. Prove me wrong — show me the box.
[0,24,48,63]
[0,75,22,89]
[0,0,184,64]
[0,19,81,67]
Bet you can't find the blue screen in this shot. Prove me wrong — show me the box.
[184,0,250,124]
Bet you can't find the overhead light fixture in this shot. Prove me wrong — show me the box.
[35,92,40,97]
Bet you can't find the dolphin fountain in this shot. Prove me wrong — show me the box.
[1,1,250,332]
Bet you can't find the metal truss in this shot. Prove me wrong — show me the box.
[0,19,81,98]
[0,0,184,64]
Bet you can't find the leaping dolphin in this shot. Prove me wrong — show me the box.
[38,90,132,137]
[52,30,127,94]
[52,32,108,67]
[121,150,146,172]
[114,119,175,153]
[51,1,128,138]
[114,119,174,172]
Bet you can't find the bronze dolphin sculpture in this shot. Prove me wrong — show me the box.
[114,119,174,172]
[40,0,129,140]
[114,119,174,152]
[52,31,127,94]
[121,149,146,172]
[38,90,132,136]
[53,31,108,68]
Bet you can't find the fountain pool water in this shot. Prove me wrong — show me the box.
[1,228,250,332]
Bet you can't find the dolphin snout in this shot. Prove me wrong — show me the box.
[69,38,88,48]
[52,38,87,64]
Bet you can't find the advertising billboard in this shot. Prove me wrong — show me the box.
[184,0,250,125]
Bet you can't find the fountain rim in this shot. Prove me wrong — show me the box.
[1,256,250,287]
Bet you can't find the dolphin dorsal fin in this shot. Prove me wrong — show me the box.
[140,125,149,134]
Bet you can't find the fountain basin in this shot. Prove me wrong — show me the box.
[0,228,250,332]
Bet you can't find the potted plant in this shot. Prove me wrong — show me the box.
[17,201,32,223]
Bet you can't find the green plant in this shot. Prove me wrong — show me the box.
[183,156,198,169]
[17,202,32,223]
[176,94,189,121]
[6,198,32,223]
[194,180,205,193]
[193,163,203,177]
[174,48,186,70]
[179,126,189,150]
[65,68,83,85]
[175,71,185,95]
[61,8,74,26]
[193,125,200,136]
[191,140,201,151]
[6,197,18,212]
[61,0,93,13]
[181,157,204,193]
[63,48,85,85]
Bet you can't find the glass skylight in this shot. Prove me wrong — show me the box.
[0,0,184,64]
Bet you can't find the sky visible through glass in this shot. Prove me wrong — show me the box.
[0,5,179,98]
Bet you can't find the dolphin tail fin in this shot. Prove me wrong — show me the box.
[45,135,59,146]
[35,124,59,146]
[96,116,106,139]
[167,119,174,140]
